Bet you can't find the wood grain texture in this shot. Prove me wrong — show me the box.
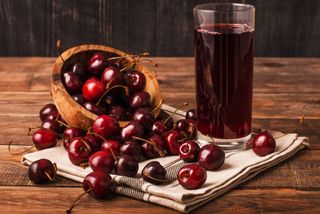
[1,0,320,57]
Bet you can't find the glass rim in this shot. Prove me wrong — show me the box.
[194,3,255,13]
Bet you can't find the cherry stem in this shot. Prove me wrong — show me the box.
[44,171,55,181]
[55,119,69,128]
[163,102,189,125]
[8,141,35,155]
[208,136,217,145]
[107,52,150,61]
[56,40,65,63]
[80,138,92,153]
[87,132,117,160]
[27,126,40,136]
[66,188,91,214]
[132,136,165,157]
[137,58,158,67]
[152,99,164,113]
[96,85,129,106]
[275,115,305,139]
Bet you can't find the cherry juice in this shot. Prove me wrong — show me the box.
[195,24,254,139]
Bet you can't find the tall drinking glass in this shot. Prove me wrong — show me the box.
[194,3,255,151]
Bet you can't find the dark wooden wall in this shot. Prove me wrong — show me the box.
[1,0,320,57]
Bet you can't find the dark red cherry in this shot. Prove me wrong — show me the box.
[151,120,168,135]
[142,161,167,184]
[178,164,207,190]
[33,128,57,150]
[44,111,60,121]
[41,119,64,134]
[83,102,107,115]
[67,137,92,165]
[82,78,105,102]
[28,159,56,184]
[63,127,86,150]
[120,141,142,162]
[121,121,144,141]
[62,72,82,94]
[179,140,200,162]
[89,151,115,173]
[198,144,225,171]
[82,171,115,198]
[88,53,108,76]
[124,70,146,93]
[252,131,276,156]
[71,62,86,80]
[72,94,86,105]
[156,110,174,130]
[114,156,138,177]
[39,103,58,121]
[164,130,187,155]
[132,108,155,130]
[101,140,121,157]
[107,105,127,121]
[175,119,196,139]
[129,91,151,109]
[101,66,122,88]
[141,134,166,159]
[92,115,120,138]
[185,109,196,121]
[84,134,103,152]
[104,95,114,105]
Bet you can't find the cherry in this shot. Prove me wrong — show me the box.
[252,131,276,156]
[107,105,127,121]
[132,108,155,130]
[156,110,174,130]
[175,119,196,139]
[72,94,86,105]
[151,120,169,135]
[123,70,146,93]
[114,155,138,177]
[92,115,120,138]
[121,121,144,141]
[84,134,103,152]
[142,161,167,184]
[129,91,151,109]
[39,103,58,121]
[82,77,105,102]
[101,66,122,88]
[88,53,108,76]
[178,164,207,190]
[67,137,92,165]
[83,102,107,115]
[33,128,57,150]
[101,139,121,158]
[198,144,225,171]
[70,62,86,80]
[164,130,187,155]
[185,109,196,121]
[120,141,142,162]
[179,140,200,162]
[28,159,57,184]
[41,118,65,134]
[62,72,82,94]
[141,134,166,159]
[89,151,115,173]
[44,111,60,121]
[104,94,115,105]
[63,127,86,150]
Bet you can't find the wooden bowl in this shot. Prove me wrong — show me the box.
[51,44,162,130]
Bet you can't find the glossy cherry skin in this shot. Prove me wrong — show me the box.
[101,140,121,157]
[151,120,168,135]
[141,134,166,159]
[28,159,56,184]
[198,144,225,171]
[67,137,92,165]
[120,141,142,162]
[155,110,174,130]
[175,119,196,139]
[83,171,115,199]
[72,93,86,105]
[164,130,187,155]
[107,105,127,121]
[71,62,86,80]
[178,164,207,190]
[82,78,105,102]
[101,66,122,88]
[63,127,86,150]
[142,161,167,184]
[252,131,276,156]
[129,91,151,109]
[92,115,120,138]
[121,121,144,141]
[39,103,58,121]
[124,70,146,93]
[89,151,115,173]
[132,108,155,130]
[84,134,103,152]
[83,102,107,115]
[185,109,196,121]
[88,53,108,76]
[179,140,200,162]
[62,72,82,94]
[33,128,57,150]
[114,155,138,177]
[41,119,65,134]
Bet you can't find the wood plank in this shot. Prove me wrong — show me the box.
[0,186,318,213]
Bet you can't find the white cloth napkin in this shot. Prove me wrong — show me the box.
[21,104,309,213]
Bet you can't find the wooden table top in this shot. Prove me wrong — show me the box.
[0,57,319,213]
